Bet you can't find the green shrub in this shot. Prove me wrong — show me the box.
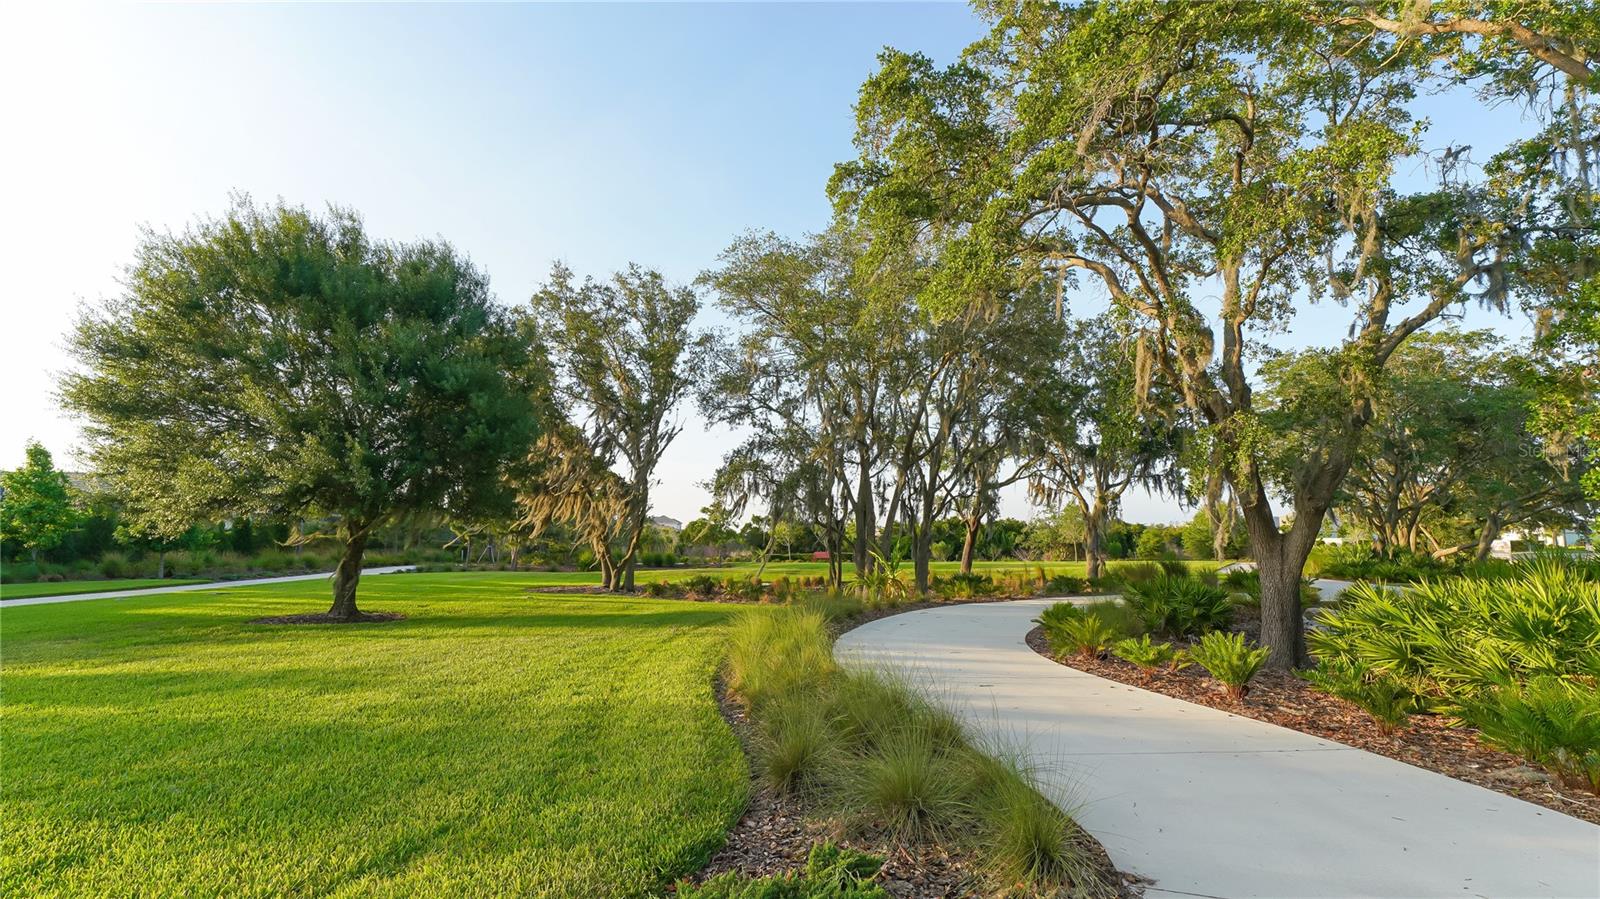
[1457,678,1600,794]
[1314,544,1453,583]
[1110,635,1181,674]
[1044,573,1089,595]
[1035,603,1111,659]
[1156,558,1189,578]
[683,574,722,596]
[645,580,681,598]
[837,726,969,843]
[97,554,128,579]
[1309,559,1600,699]
[1303,660,1416,734]
[935,572,995,599]
[723,576,765,602]
[756,695,842,796]
[1188,632,1271,701]
[678,841,888,898]
[1110,562,1162,586]
[725,608,836,709]
[1121,574,1234,637]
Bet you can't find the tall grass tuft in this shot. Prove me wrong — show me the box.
[754,694,842,796]
[837,726,969,843]
[724,603,1111,894]
[725,607,836,710]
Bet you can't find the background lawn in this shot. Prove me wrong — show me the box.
[524,558,1228,587]
[0,578,208,601]
[0,572,755,897]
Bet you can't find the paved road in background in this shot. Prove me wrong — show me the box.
[0,566,416,607]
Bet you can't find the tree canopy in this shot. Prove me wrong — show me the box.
[0,441,80,564]
[63,199,540,618]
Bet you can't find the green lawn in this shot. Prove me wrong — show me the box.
[0,572,755,897]
[628,558,1226,584]
[0,577,207,601]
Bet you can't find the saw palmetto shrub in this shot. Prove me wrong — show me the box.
[1310,556,1600,781]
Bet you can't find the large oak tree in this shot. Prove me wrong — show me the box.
[835,0,1595,667]
[63,199,540,619]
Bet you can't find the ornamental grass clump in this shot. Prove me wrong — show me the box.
[723,606,1114,896]
[836,726,971,844]
[725,607,836,710]
[974,758,1102,891]
[1188,631,1271,701]
[755,695,843,796]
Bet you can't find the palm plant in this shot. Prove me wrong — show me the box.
[1188,631,1271,701]
[1457,678,1600,794]
[1110,634,1180,675]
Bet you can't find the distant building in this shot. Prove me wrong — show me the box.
[648,515,683,532]
[1492,527,1593,559]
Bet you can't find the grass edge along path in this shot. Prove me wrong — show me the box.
[706,599,1123,897]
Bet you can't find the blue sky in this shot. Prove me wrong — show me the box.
[0,3,1537,524]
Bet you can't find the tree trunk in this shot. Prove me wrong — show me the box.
[157,550,165,580]
[913,532,932,596]
[853,452,874,578]
[599,551,614,590]
[1083,501,1107,581]
[960,508,980,576]
[1241,503,1320,670]
[1474,511,1504,562]
[1211,494,1235,562]
[328,531,369,620]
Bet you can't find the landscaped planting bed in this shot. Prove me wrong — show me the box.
[1026,557,1600,825]
[684,600,1136,898]
[1025,628,1600,824]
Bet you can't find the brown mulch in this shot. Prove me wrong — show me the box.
[247,611,407,625]
[680,601,1141,899]
[1024,627,1600,825]
[678,682,982,897]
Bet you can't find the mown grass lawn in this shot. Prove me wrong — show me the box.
[0,577,208,600]
[1,572,756,897]
[615,558,1228,586]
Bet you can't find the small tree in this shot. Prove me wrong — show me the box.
[63,199,539,619]
[1028,316,1183,579]
[0,441,80,565]
[530,264,707,592]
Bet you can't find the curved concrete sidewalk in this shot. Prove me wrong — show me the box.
[0,566,416,607]
[837,599,1600,899]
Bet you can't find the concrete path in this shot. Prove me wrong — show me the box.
[837,599,1600,899]
[0,566,416,607]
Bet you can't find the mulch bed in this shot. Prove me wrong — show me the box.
[248,611,407,625]
[1024,627,1600,825]
[677,601,1141,898]
[676,682,983,897]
